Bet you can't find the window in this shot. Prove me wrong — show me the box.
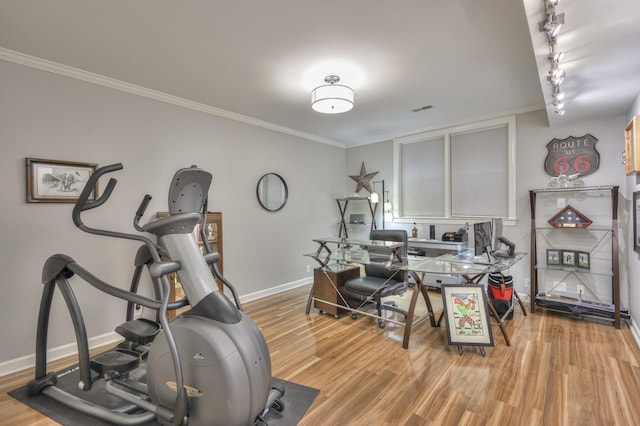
[393,116,516,223]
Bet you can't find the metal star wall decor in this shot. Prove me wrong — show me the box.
[349,161,378,193]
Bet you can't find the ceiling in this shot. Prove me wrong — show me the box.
[1,0,638,147]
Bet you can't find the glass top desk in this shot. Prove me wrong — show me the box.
[306,237,405,268]
[304,237,430,350]
[408,251,526,281]
[305,238,526,348]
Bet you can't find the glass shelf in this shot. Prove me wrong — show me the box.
[531,185,615,194]
[534,226,612,231]
[534,265,613,277]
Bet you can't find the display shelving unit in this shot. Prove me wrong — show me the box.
[336,197,377,239]
[529,186,626,328]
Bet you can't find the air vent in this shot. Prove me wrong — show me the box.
[411,105,433,112]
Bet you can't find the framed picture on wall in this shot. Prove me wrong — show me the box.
[26,158,97,203]
[634,191,640,254]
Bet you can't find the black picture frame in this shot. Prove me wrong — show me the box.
[546,249,561,265]
[26,158,97,203]
[561,250,576,267]
[441,284,494,348]
[577,251,590,269]
[634,191,640,254]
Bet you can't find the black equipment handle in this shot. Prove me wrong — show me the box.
[72,163,123,228]
[134,194,153,232]
[136,194,152,218]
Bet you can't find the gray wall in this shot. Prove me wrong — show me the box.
[0,59,345,369]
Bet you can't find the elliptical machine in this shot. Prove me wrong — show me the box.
[28,163,284,425]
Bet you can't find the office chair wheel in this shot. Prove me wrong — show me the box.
[351,312,357,320]
[378,319,385,328]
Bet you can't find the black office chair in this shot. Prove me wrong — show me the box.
[344,229,408,328]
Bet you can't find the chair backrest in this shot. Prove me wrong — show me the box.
[364,229,408,280]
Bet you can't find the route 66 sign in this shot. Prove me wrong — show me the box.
[544,134,600,177]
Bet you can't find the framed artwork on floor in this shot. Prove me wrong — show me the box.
[441,284,494,351]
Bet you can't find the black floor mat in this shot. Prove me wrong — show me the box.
[9,364,318,426]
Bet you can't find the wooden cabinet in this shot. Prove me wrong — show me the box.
[156,211,223,319]
[529,186,626,328]
[625,115,640,175]
[313,265,361,317]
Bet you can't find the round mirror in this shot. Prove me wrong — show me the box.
[256,173,288,212]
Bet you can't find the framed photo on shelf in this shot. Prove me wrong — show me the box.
[546,249,561,265]
[441,284,494,348]
[561,250,576,267]
[577,251,590,269]
[634,191,640,254]
[26,158,97,203]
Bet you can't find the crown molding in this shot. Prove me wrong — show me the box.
[0,48,344,148]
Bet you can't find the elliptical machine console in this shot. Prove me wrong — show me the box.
[28,163,284,426]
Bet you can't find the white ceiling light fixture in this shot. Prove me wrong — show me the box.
[311,75,354,114]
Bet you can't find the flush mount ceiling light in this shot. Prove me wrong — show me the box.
[311,75,354,114]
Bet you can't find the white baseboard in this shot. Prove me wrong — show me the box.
[630,318,640,349]
[0,331,121,378]
[0,277,313,378]
[239,277,311,304]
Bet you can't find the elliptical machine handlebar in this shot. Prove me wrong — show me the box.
[133,194,153,232]
[72,163,123,229]
[70,163,163,264]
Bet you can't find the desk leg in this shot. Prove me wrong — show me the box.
[515,291,527,316]
[487,302,511,346]
[305,279,316,315]
[402,272,438,349]
[419,282,437,327]
[402,279,421,349]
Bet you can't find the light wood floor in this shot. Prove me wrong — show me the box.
[2,284,640,425]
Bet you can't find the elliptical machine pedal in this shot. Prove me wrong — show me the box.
[115,318,161,357]
[90,350,140,378]
[116,318,161,344]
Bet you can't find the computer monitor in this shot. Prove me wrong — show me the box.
[475,218,515,260]
[490,218,503,252]
[491,217,516,257]
[474,221,492,257]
